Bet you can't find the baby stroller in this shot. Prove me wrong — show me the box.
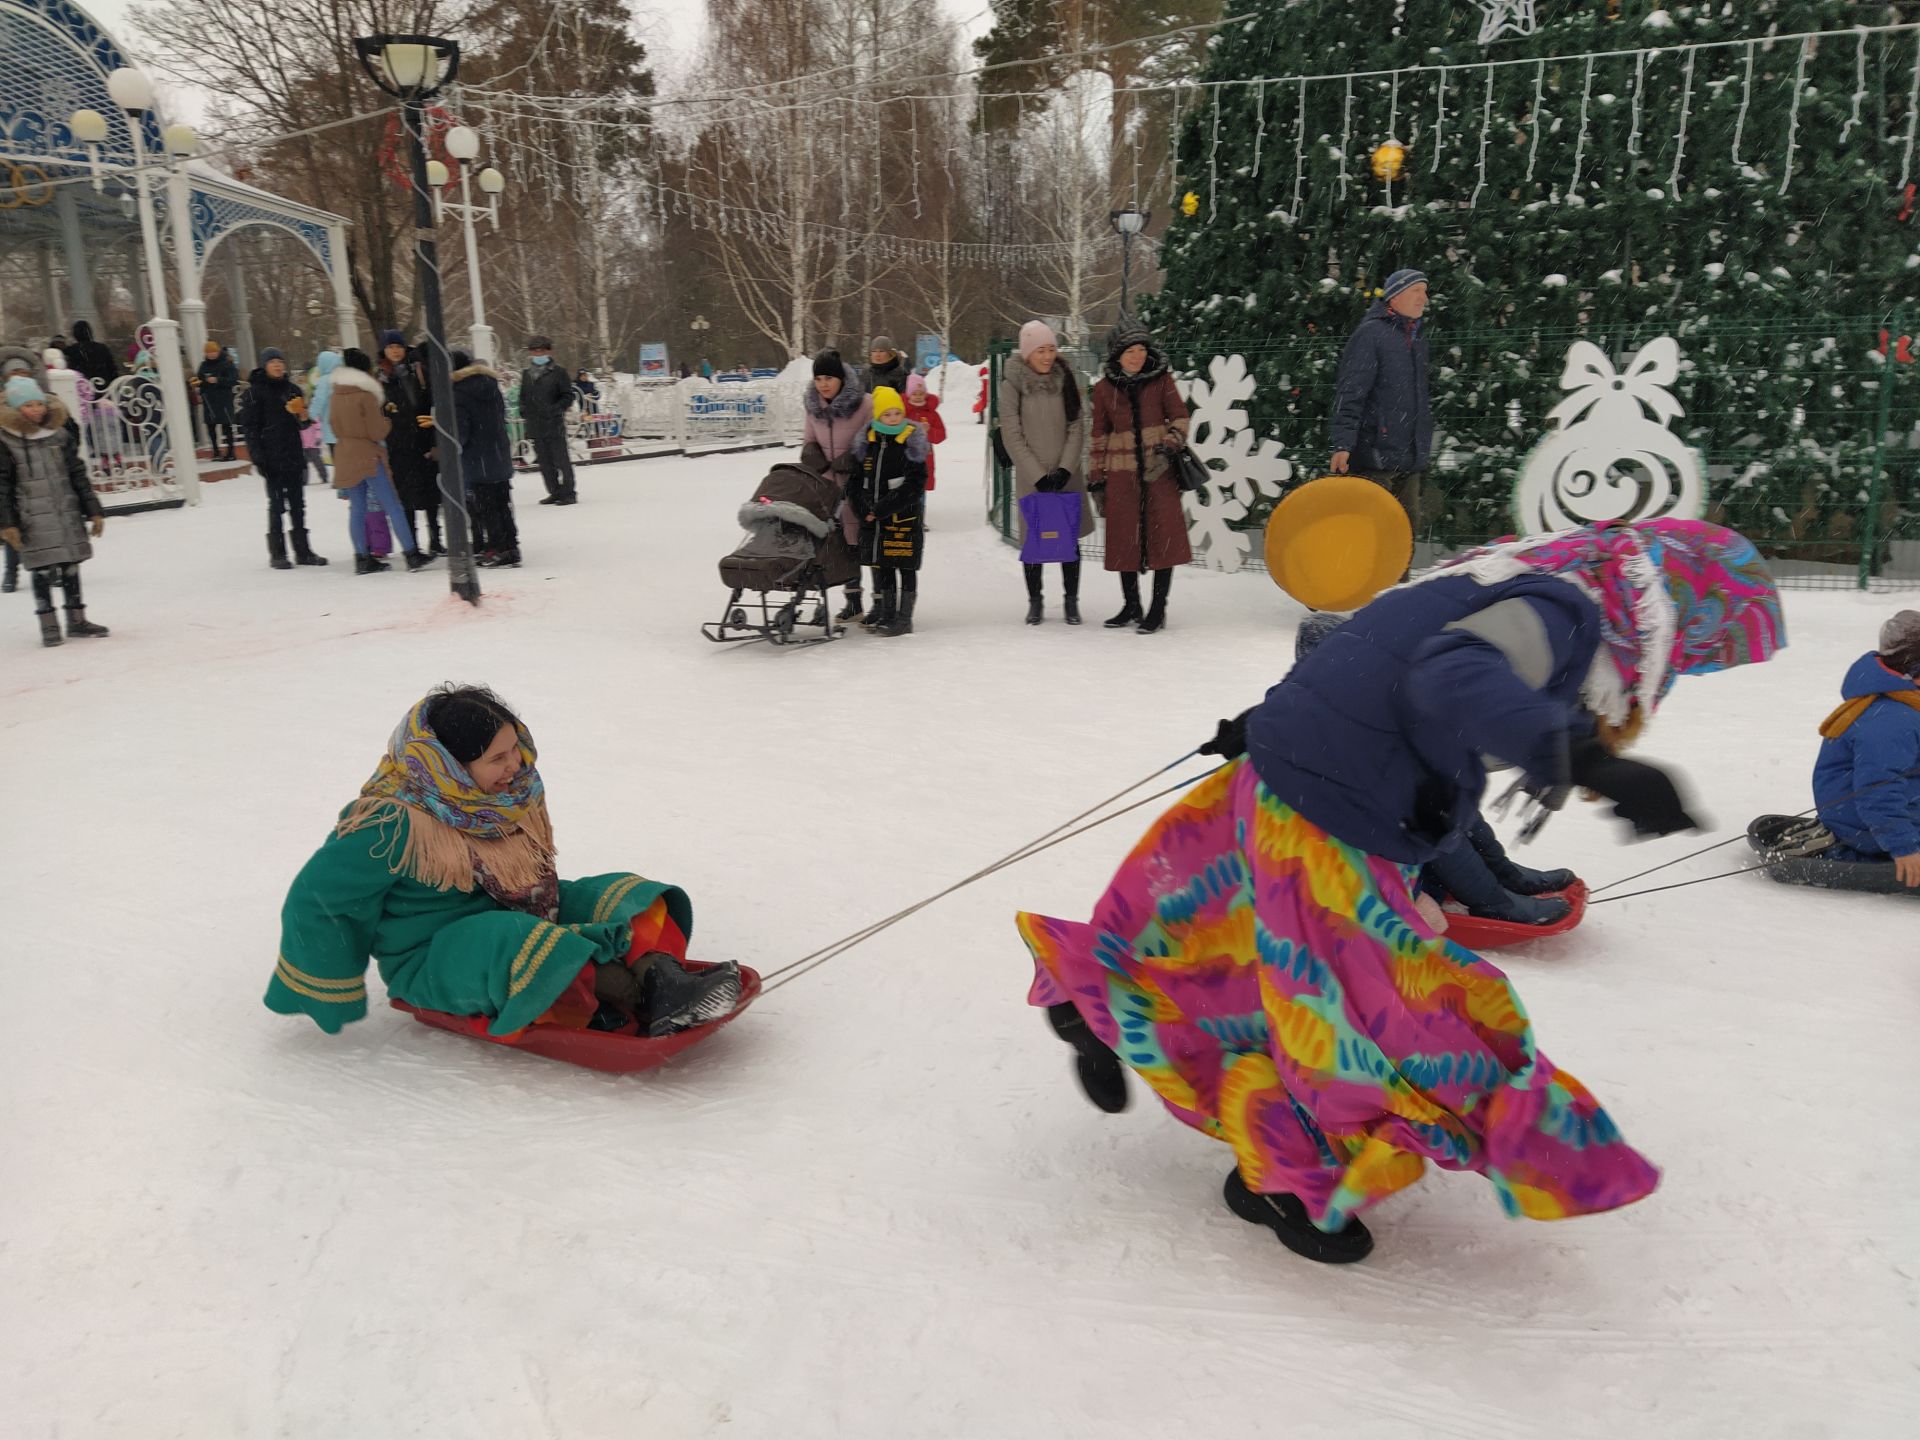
[701,460,858,647]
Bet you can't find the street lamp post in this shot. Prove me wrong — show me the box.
[429,126,504,365]
[1109,206,1149,321]
[354,33,479,605]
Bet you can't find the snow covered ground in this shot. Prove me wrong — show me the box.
[5,427,1916,1439]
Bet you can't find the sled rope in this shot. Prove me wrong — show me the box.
[759,757,1223,996]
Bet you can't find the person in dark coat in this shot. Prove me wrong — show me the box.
[450,350,520,568]
[519,334,577,505]
[1088,322,1191,634]
[1813,611,1920,884]
[240,348,327,570]
[846,385,928,637]
[375,330,443,554]
[60,320,120,389]
[0,375,108,646]
[194,340,241,460]
[1329,268,1432,543]
[861,336,912,396]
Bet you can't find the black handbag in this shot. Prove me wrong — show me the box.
[1169,446,1210,493]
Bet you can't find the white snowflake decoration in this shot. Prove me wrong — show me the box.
[1475,0,1536,44]
[1175,355,1294,573]
[1513,336,1706,534]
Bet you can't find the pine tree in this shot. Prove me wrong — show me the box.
[1145,1,1920,564]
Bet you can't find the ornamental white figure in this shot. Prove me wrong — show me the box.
[1513,336,1705,535]
[1175,354,1294,573]
[1475,0,1537,44]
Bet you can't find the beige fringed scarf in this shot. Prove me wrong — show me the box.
[336,794,556,895]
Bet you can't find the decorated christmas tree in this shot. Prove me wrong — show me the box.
[1145,0,1920,569]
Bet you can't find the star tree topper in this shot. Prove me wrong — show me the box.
[1475,1,1537,44]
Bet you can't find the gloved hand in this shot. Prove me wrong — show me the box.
[1157,438,1185,456]
[1036,468,1071,493]
[90,515,105,538]
[1568,736,1701,838]
[1,526,22,550]
[1198,710,1251,760]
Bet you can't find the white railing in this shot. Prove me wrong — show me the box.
[48,364,183,509]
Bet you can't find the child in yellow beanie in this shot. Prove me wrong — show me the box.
[847,385,929,636]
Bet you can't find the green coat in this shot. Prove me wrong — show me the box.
[266,809,692,1036]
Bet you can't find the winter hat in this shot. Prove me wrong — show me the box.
[871,385,905,418]
[1879,610,1920,673]
[4,375,47,408]
[1382,268,1429,301]
[341,347,373,372]
[378,329,406,350]
[450,349,473,370]
[868,335,895,356]
[905,373,927,399]
[1017,320,1058,358]
[526,334,553,351]
[811,348,847,381]
[260,347,286,364]
[1106,321,1154,362]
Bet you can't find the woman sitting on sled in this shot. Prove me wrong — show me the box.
[266,686,740,1039]
[1019,515,1785,1265]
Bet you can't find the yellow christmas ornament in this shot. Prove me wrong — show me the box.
[1370,139,1408,182]
[1180,190,1200,217]
[1263,476,1413,612]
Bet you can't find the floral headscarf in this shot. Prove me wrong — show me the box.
[336,695,555,904]
[1424,519,1786,724]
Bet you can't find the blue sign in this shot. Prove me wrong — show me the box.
[916,332,944,372]
[638,342,669,377]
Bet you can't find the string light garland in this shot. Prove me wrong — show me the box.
[1780,35,1811,195]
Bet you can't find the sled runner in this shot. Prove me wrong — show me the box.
[389,962,763,1073]
[1745,815,1920,897]
[1441,882,1589,949]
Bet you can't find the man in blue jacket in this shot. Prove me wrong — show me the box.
[1814,610,1920,886]
[1329,268,1431,539]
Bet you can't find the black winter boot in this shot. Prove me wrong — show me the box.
[403,549,437,572]
[267,532,292,570]
[877,588,916,637]
[1045,1003,1128,1113]
[1484,854,1579,896]
[1137,568,1173,634]
[835,590,864,623]
[1024,563,1045,624]
[863,573,895,631]
[64,606,109,638]
[1063,560,1083,624]
[36,609,62,647]
[1104,572,1143,628]
[2,543,17,593]
[291,527,329,566]
[355,554,390,575]
[1222,1168,1374,1264]
[428,511,446,556]
[634,953,743,1036]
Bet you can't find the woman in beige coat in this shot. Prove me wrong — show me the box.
[329,348,432,574]
[998,320,1087,625]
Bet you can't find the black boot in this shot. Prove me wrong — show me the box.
[404,549,437,572]
[355,554,391,575]
[428,512,446,556]
[36,608,62,647]
[634,952,743,1036]
[267,532,292,570]
[1045,1003,1128,1113]
[64,606,109,638]
[2,544,17,593]
[1024,563,1044,624]
[1104,572,1143,628]
[1137,568,1173,634]
[835,590,864,623]
[1063,560,1083,625]
[1222,1168,1374,1264]
[877,587,916,637]
[291,527,329,566]
[862,573,895,631]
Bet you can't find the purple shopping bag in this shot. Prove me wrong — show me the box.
[1018,490,1082,564]
[364,496,393,556]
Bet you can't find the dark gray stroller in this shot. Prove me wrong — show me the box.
[701,461,858,647]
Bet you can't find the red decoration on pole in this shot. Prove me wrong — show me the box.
[377,107,458,191]
[1897,183,1916,224]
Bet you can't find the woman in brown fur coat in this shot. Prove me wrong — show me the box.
[1088,323,1191,634]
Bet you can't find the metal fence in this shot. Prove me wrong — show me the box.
[987,312,1920,590]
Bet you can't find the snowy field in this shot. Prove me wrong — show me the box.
[5,427,1916,1439]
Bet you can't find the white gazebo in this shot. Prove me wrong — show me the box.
[0,0,359,505]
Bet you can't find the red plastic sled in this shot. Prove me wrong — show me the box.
[389,964,762,1074]
[1440,882,1588,950]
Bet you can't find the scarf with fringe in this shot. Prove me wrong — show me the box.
[1419,519,1786,725]
[335,696,557,909]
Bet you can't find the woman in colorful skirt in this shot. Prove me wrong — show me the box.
[1019,519,1785,1264]
[266,686,740,1039]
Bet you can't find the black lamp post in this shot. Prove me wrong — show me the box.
[354,33,479,604]
[1110,206,1149,320]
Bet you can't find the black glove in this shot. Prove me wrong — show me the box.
[1568,736,1700,838]
[1035,468,1070,493]
[1198,710,1251,760]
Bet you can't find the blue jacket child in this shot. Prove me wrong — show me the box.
[1814,618,1920,865]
